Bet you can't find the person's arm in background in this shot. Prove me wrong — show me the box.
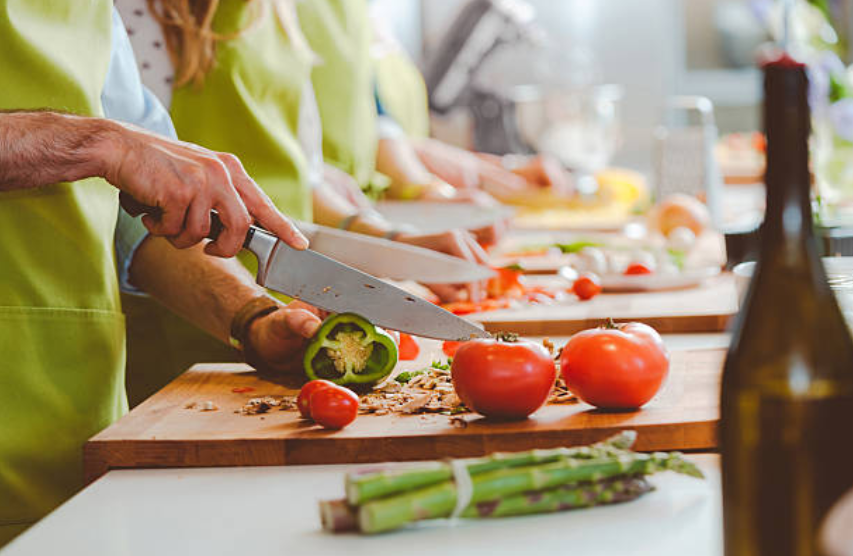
[312,163,488,302]
[412,137,574,199]
[0,110,308,257]
[374,121,497,206]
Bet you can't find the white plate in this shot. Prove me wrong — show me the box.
[375,201,515,234]
[599,266,722,292]
[733,256,853,308]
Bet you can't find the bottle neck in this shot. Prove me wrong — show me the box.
[759,63,816,259]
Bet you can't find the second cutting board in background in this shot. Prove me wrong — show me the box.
[472,273,738,336]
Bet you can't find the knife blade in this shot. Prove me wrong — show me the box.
[209,214,490,341]
[295,222,495,284]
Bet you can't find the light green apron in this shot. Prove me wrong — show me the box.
[0,0,123,545]
[124,0,317,406]
[374,51,430,139]
[298,0,379,190]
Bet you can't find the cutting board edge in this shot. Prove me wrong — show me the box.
[482,314,734,335]
[82,419,719,485]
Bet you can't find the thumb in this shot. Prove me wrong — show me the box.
[282,308,322,339]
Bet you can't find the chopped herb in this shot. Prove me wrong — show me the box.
[667,248,686,270]
[431,359,452,371]
[395,359,453,383]
[554,240,602,254]
[395,369,428,384]
[502,263,525,272]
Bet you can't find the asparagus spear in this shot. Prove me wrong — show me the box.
[320,476,652,533]
[357,450,702,534]
[346,431,638,505]
[461,475,653,518]
[319,499,358,533]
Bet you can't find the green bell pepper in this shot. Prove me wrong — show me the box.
[303,313,398,385]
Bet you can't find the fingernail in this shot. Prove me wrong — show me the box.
[294,231,310,250]
[303,320,320,337]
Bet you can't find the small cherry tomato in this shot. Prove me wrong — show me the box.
[442,340,465,357]
[296,379,336,419]
[624,263,653,275]
[573,272,603,301]
[309,385,360,429]
[452,337,556,420]
[559,322,669,409]
[398,333,421,361]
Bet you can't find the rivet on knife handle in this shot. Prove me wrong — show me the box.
[119,192,255,249]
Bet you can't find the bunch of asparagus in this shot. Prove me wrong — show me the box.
[319,431,704,534]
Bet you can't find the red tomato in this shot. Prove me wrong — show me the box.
[296,379,336,419]
[573,272,602,301]
[442,340,465,357]
[559,322,669,409]
[624,263,653,276]
[309,385,359,429]
[451,338,556,420]
[397,333,421,361]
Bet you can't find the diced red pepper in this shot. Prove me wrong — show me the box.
[397,333,421,361]
[624,263,653,275]
[442,340,465,357]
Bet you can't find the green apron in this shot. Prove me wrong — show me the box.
[374,51,430,139]
[298,0,379,190]
[0,0,123,545]
[124,0,317,406]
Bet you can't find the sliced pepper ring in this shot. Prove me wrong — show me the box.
[303,313,398,385]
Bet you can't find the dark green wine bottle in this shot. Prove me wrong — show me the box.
[721,55,853,556]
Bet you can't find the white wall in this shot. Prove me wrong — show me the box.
[370,0,423,59]
[419,0,683,172]
[374,0,757,172]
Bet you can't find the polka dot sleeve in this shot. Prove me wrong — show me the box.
[114,0,175,108]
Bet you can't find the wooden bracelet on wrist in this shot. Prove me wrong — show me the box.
[229,295,281,371]
[338,211,370,231]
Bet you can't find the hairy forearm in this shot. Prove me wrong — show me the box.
[128,235,265,343]
[0,110,119,191]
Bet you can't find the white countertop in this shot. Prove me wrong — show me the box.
[2,333,729,556]
[2,455,721,556]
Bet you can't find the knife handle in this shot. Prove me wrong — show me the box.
[120,192,255,249]
[207,211,256,249]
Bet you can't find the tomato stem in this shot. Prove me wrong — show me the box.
[495,331,520,343]
[603,318,620,330]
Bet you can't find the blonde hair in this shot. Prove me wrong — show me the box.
[147,0,263,87]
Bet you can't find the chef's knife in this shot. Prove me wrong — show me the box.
[206,215,490,340]
[120,194,489,339]
[295,222,495,284]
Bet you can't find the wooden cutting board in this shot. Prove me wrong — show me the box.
[472,274,738,336]
[84,349,724,483]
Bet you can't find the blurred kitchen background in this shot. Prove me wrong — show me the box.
[371,0,852,200]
